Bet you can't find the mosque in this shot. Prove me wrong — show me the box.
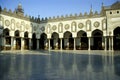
[0,1,120,51]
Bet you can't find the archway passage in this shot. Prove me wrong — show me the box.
[15,30,21,50]
[24,32,29,50]
[64,31,74,50]
[77,30,88,50]
[51,32,60,50]
[32,33,37,50]
[92,29,103,50]
[114,27,120,50]
[39,33,47,50]
[3,28,11,50]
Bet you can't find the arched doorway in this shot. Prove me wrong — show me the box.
[24,32,29,50]
[51,32,60,50]
[92,29,103,50]
[77,30,88,50]
[32,33,37,50]
[15,30,21,50]
[39,33,47,50]
[3,28,11,50]
[64,31,74,50]
[114,27,120,50]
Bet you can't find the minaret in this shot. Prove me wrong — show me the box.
[15,3,24,16]
[89,4,93,17]
[100,2,105,16]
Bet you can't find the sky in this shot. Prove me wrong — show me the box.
[0,0,118,18]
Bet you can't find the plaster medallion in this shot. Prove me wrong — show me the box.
[52,25,57,30]
[5,20,10,26]
[41,27,45,31]
[65,24,70,30]
[94,21,100,28]
[78,23,84,29]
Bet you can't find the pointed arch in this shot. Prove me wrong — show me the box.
[63,31,74,50]
[39,33,47,49]
[32,33,37,50]
[113,27,120,50]
[92,29,103,50]
[77,30,88,50]
[51,32,60,49]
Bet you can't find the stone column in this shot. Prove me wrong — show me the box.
[88,37,91,51]
[111,36,114,51]
[29,39,31,50]
[11,37,14,50]
[48,39,50,50]
[109,37,111,51]
[37,39,39,50]
[104,37,107,51]
[74,37,76,50]
[60,38,62,50]
[21,38,24,50]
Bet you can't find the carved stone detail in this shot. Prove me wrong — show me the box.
[11,19,15,30]
[65,24,70,30]
[5,20,10,27]
[78,23,84,29]
[94,21,100,28]
[52,25,57,31]
[58,23,63,33]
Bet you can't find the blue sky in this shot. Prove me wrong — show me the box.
[0,0,117,18]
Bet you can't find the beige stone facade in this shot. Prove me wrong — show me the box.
[0,1,120,50]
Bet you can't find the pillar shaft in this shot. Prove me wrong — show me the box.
[29,39,31,50]
[49,39,50,50]
[37,39,39,50]
[60,38,62,50]
[104,37,107,51]
[21,38,24,50]
[88,37,91,50]
[74,38,76,50]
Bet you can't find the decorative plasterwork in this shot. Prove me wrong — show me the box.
[58,23,63,33]
[71,21,77,32]
[21,21,25,31]
[65,24,70,30]
[5,20,10,27]
[47,24,51,34]
[102,19,106,30]
[0,16,4,27]
[41,26,45,32]
[52,25,57,31]
[16,22,20,28]
[78,23,84,29]
[94,21,100,28]
[11,19,15,30]
[86,20,91,31]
